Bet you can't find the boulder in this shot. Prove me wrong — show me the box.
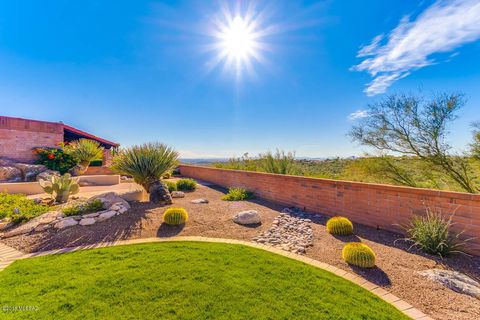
[90,192,131,210]
[190,198,209,204]
[149,181,173,204]
[79,218,96,226]
[97,210,117,222]
[13,163,47,181]
[0,166,22,182]
[54,218,78,229]
[233,210,261,225]
[36,170,60,181]
[82,212,100,218]
[171,191,185,198]
[418,269,480,299]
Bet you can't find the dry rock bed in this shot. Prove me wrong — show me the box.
[1,180,480,320]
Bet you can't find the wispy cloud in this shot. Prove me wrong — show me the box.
[352,0,480,96]
[348,109,369,121]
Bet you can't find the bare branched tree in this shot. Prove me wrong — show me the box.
[349,93,477,193]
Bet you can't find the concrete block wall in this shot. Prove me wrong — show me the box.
[179,164,480,255]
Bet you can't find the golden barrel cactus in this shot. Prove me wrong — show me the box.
[342,243,376,268]
[326,216,353,235]
[163,207,188,225]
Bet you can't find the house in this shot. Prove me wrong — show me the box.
[0,116,119,168]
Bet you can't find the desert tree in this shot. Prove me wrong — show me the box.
[349,93,477,193]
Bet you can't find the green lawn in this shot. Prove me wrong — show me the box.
[0,242,408,320]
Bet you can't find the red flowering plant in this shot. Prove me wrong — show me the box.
[33,145,79,174]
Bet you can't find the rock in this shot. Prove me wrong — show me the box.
[34,223,52,232]
[233,210,261,225]
[12,163,47,181]
[171,191,185,198]
[90,192,130,210]
[419,269,480,299]
[149,180,173,204]
[97,210,117,222]
[79,218,96,226]
[117,207,128,214]
[34,211,64,225]
[54,218,78,229]
[82,212,100,218]
[191,198,209,204]
[110,204,121,211]
[36,169,60,181]
[251,207,314,255]
[0,166,22,182]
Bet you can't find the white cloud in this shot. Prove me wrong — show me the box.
[352,0,480,96]
[348,109,369,121]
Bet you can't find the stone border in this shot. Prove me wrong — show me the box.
[1,236,432,320]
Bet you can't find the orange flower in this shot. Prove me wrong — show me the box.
[48,153,55,159]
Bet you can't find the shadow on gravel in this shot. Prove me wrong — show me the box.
[157,223,185,237]
[351,265,392,287]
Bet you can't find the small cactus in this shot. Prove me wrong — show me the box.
[326,216,354,235]
[342,242,376,268]
[39,173,80,203]
[163,207,188,225]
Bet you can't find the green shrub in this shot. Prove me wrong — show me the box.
[62,199,104,216]
[163,207,188,225]
[221,187,253,201]
[110,142,178,192]
[164,180,177,192]
[259,149,298,175]
[403,208,464,257]
[176,178,197,191]
[342,243,376,268]
[0,193,49,223]
[34,146,79,174]
[326,217,354,235]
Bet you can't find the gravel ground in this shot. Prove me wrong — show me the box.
[2,180,480,320]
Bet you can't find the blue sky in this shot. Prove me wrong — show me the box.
[1,0,479,158]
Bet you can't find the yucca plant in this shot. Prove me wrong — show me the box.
[65,139,103,166]
[110,143,178,201]
[402,207,466,257]
[259,149,297,175]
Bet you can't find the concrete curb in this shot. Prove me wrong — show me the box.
[2,236,432,320]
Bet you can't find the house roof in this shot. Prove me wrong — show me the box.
[0,116,119,148]
[63,124,119,148]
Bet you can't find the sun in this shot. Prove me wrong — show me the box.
[206,4,272,80]
[220,16,256,62]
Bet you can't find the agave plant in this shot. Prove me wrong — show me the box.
[110,143,178,202]
[39,173,80,203]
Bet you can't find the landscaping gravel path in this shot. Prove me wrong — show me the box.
[2,180,480,320]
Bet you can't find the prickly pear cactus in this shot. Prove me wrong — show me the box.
[39,173,79,203]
